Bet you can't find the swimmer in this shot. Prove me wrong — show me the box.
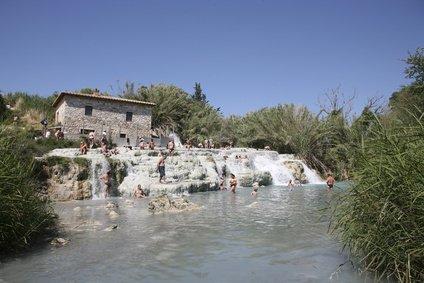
[251,182,259,196]
[133,184,147,198]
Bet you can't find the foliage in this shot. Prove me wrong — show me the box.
[123,83,223,144]
[3,92,57,127]
[181,101,222,143]
[404,47,424,84]
[0,128,57,254]
[192,82,207,103]
[0,94,9,121]
[330,112,424,282]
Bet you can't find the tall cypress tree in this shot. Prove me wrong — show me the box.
[193,82,206,103]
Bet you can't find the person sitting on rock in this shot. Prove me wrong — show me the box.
[101,141,109,156]
[229,173,237,193]
[79,141,88,155]
[139,138,146,150]
[149,139,155,150]
[88,131,95,148]
[133,184,147,198]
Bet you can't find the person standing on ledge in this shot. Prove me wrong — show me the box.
[326,173,335,191]
[229,173,238,193]
[157,152,167,183]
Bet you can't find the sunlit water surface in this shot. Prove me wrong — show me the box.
[0,184,371,282]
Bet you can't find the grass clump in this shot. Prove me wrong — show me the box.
[330,113,424,282]
[0,128,57,254]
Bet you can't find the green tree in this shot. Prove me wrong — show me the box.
[193,82,207,103]
[0,94,8,121]
[404,47,424,84]
[123,84,192,136]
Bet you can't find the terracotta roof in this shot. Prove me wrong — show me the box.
[52,92,155,107]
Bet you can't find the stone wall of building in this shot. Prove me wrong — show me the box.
[55,99,66,125]
[58,95,152,145]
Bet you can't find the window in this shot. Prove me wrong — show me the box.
[120,133,126,138]
[85,106,93,116]
[126,112,133,122]
[80,129,94,135]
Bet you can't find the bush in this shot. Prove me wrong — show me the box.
[330,113,424,282]
[0,128,57,254]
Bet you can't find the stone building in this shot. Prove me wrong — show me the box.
[52,92,155,145]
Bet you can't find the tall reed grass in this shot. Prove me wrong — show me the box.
[0,128,57,254]
[330,112,424,282]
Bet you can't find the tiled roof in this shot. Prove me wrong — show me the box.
[52,92,155,107]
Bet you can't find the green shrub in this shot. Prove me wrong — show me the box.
[0,128,56,254]
[330,113,424,282]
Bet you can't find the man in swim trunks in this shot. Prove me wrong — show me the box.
[157,152,167,183]
[326,173,335,191]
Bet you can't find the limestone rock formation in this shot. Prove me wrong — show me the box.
[36,156,92,201]
[148,194,200,213]
[50,237,69,247]
[282,160,307,183]
[41,147,322,200]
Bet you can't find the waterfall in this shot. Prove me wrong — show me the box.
[45,147,325,199]
[169,132,183,148]
[87,155,111,199]
[298,161,323,184]
[252,155,294,185]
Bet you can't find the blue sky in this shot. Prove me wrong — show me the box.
[0,0,423,116]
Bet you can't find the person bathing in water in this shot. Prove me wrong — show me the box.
[326,173,335,191]
[219,175,227,190]
[133,184,147,198]
[229,173,237,193]
[251,182,259,196]
[157,152,167,183]
[287,179,294,190]
[100,170,112,198]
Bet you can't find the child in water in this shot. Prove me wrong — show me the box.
[229,173,237,193]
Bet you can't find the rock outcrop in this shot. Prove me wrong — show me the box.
[36,156,92,201]
[282,160,307,183]
[41,147,323,200]
[148,194,200,213]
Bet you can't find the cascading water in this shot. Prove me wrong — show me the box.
[298,161,324,184]
[252,155,294,185]
[86,155,111,200]
[169,132,183,148]
[45,147,324,199]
